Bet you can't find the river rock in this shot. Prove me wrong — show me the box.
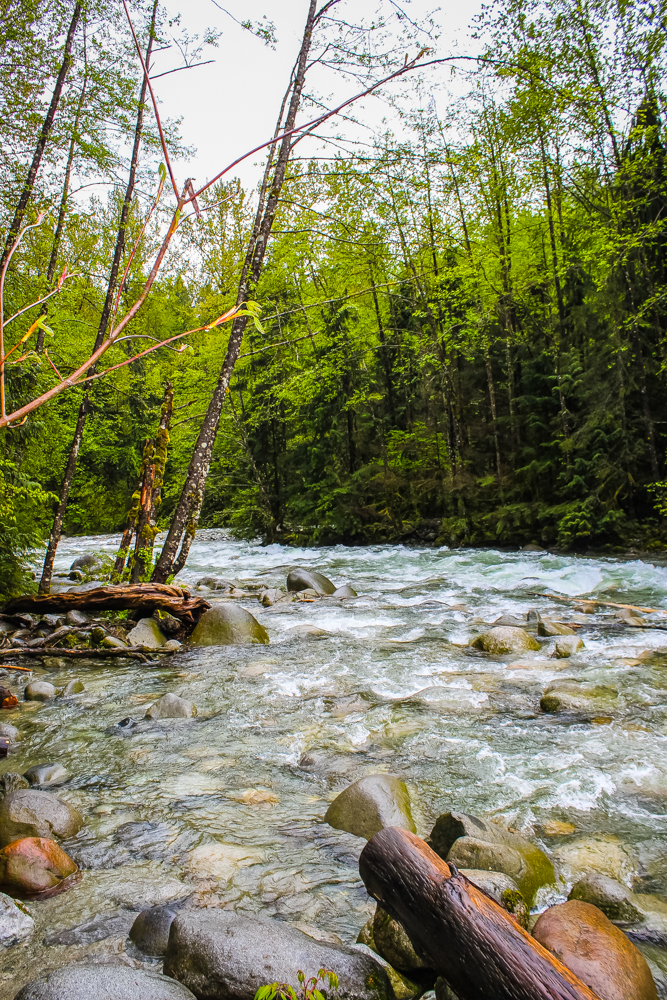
[0,836,77,894]
[537,619,575,636]
[287,567,336,595]
[325,775,416,840]
[23,763,69,787]
[334,584,358,598]
[24,681,56,702]
[68,552,111,579]
[0,724,18,743]
[190,604,269,646]
[459,869,528,927]
[471,627,540,654]
[540,680,617,714]
[103,635,127,648]
[0,891,33,946]
[145,693,197,720]
[65,609,89,626]
[164,909,393,1000]
[260,588,285,606]
[532,900,658,1000]
[130,903,180,956]
[373,905,429,972]
[428,811,554,904]
[552,636,585,658]
[59,679,84,696]
[0,789,83,845]
[286,623,329,639]
[0,774,28,795]
[569,873,644,923]
[197,576,237,591]
[14,964,197,1000]
[164,639,182,651]
[127,617,167,649]
[553,834,637,883]
[493,614,526,627]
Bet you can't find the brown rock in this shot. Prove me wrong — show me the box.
[532,899,658,1000]
[0,836,77,894]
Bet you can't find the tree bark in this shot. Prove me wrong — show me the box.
[6,584,210,626]
[38,0,160,595]
[0,1,83,271]
[152,0,319,583]
[359,827,599,1000]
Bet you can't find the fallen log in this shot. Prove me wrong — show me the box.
[0,646,168,662]
[4,584,211,625]
[359,826,599,1000]
[529,591,667,616]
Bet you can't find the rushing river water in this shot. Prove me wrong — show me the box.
[4,534,667,995]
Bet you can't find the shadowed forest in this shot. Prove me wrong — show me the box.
[3,0,667,598]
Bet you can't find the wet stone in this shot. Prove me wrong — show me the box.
[471,627,540,654]
[0,890,33,946]
[0,723,18,743]
[59,679,84,696]
[373,904,429,973]
[14,964,197,1000]
[24,681,56,702]
[102,635,126,648]
[164,639,182,651]
[325,774,416,840]
[130,903,181,955]
[0,774,28,795]
[552,636,585,658]
[190,603,269,646]
[540,680,617,714]
[569,873,644,924]
[23,763,69,787]
[65,609,89,626]
[127,617,167,649]
[0,836,77,893]
[0,789,83,845]
[287,567,336,595]
[145,693,197,720]
[537,619,575,636]
[333,584,358,598]
[459,869,528,927]
[44,909,135,945]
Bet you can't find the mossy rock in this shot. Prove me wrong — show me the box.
[325,775,415,840]
[190,604,269,646]
[471,627,540,654]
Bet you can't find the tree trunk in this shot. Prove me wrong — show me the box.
[485,346,502,479]
[0,1,83,271]
[152,0,319,583]
[7,584,210,626]
[359,827,598,1000]
[38,0,159,594]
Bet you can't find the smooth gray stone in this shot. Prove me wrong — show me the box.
[13,964,196,999]
[0,789,83,846]
[66,609,89,626]
[287,567,336,595]
[145,693,197,720]
[43,910,135,946]
[0,891,33,947]
[164,909,393,1000]
[569,873,644,923]
[333,584,357,598]
[24,681,56,701]
[127,618,167,649]
[23,763,69,787]
[0,723,18,742]
[130,904,179,955]
[325,774,416,840]
[190,604,269,646]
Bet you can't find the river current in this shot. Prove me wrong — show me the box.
[3,534,667,995]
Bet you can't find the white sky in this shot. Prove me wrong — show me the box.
[150,0,483,194]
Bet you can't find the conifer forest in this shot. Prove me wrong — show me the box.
[2,0,667,594]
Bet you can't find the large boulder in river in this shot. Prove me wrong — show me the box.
[471,627,540,654]
[0,789,83,846]
[0,836,77,894]
[14,964,196,1000]
[287,567,336,595]
[68,552,113,581]
[164,909,394,1000]
[190,604,269,646]
[533,900,658,1000]
[428,812,554,904]
[325,775,415,840]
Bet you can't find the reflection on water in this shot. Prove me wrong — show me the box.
[3,533,667,994]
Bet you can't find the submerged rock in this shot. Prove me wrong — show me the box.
[537,619,575,636]
[373,905,429,973]
[260,588,288,607]
[569,873,644,924]
[0,891,33,945]
[0,836,77,894]
[325,775,416,840]
[145,693,197,720]
[285,624,329,639]
[14,964,196,1000]
[0,789,83,846]
[127,617,167,649]
[59,679,84,696]
[190,604,269,646]
[532,900,658,1000]
[428,811,554,904]
[164,909,394,1000]
[334,584,358,598]
[471,627,540,654]
[287,567,336,595]
[23,763,69,787]
[196,576,237,591]
[540,680,617,714]
[459,869,528,927]
[130,903,180,956]
[24,681,56,702]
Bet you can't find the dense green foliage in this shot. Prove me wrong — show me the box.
[3,0,667,598]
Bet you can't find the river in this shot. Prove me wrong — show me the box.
[3,533,667,995]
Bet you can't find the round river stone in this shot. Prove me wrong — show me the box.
[0,789,82,846]
[14,964,196,999]
[325,774,416,840]
[471,626,540,654]
[190,604,269,646]
[286,567,336,595]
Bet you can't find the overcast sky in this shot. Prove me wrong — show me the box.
[148,0,483,193]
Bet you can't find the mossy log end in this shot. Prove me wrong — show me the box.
[358,826,599,1000]
[4,584,211,625]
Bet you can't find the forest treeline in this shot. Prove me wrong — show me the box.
[2,0,667,597]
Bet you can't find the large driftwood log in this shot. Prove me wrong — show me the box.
[359,827,599,1000]
[4,584,210,625]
